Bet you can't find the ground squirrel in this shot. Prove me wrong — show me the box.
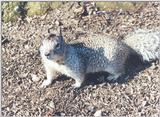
[40,28,160,88]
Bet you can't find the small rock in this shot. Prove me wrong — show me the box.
[19,73,28,78]
[147,76,152,81]
[87,106,96,113]
[94,110,102,117]
[41,14,48,20]
[122,84,126,88]
[31,74,40,82]
[55,20,63,26]
[142,100,147,107]
[60,112,65,116]
[24,45,29,49]
[14,6,20,13]
[49,101,55,109]
[2,47,5,52]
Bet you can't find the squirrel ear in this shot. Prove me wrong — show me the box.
[59,27,62,37]
[59,27,64,42]
[40,34,45,45]
[41,39,45,46]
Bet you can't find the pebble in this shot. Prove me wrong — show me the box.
[60,112,65,116]
[24,45,30,50]
[87,106,96,113]
[94,110,102,117]
[48,101,55,109]
[19,73,28,78]
[31,74,40,82]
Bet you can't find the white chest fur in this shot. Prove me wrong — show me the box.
[43,58,75,78]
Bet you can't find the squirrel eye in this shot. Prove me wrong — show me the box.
[55,43,60,49]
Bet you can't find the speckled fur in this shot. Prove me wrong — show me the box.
[40,29,160,88]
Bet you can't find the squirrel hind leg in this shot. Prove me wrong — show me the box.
[107,72,129,82]
[104,64,126,81]
[107,73,122,81]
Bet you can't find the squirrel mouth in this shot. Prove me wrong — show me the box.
[46,56,50,59]
[55,56,65,64]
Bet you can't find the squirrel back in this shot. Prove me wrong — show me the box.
[123,28,160,62]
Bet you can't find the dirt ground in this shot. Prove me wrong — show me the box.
[2,2,160,116]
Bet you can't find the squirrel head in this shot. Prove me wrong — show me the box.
[40,33,66,63]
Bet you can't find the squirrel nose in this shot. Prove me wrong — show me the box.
[45,53,50,57]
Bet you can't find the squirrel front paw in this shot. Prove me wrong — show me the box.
[72,77,84,88]
[72,83,81,88]
[40,79,52,88]
[72,80,83,88]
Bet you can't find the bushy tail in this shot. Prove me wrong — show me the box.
[123,28,160,62]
